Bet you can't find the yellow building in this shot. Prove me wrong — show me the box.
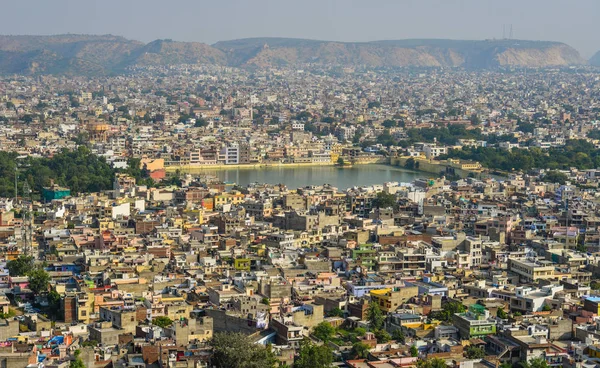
[98,219,115,231]
[214,192,245,207]
[76,292,94,324]
[234,258,251,271]
[370,286,419,313]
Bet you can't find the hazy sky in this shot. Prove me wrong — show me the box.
[1,0,598,58]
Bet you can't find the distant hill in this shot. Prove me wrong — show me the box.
[590,51,600,66]
[213,38,585,69]
[0,34,142,75]
[0,34,587,75]
[118,39,227,68]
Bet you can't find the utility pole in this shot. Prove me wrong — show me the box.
[14,166,17,204]
[22,181,32,257]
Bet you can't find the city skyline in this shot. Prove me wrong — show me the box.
[1,0,599,58]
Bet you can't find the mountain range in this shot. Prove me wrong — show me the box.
[0,34,592,75]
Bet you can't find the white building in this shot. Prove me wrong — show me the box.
[423,143,447,159]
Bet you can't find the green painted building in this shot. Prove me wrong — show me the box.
[42,185,71,202]
[453,304,497,339]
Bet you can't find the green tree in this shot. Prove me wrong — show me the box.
[354,327,366,336]
[350,341,370,359]
[497,308,508,319]
[210,332,277,368]
[429,301,465,322]
[591,281,600,290]
[417,357,447,368]
[374,329,391,343]
[410,345,418,357]
[404,157,416,170]
[47,290,61,310]
[295,111,312,121]
[377,129,394,146]
[336,157,345,165]
[392,329,405,344]
[70,357,85,368]
[542,304,552,312]
[465,345,485,359]
[372,192,396,209]
[295,339,334,368]
[7,255,34,276]
[520,357,549,368]
[382,119,396,128]
[312,322,335,342]
[327,307,345,318]
[194,118,208,127]
[542,171,568,185]
[152,316,173,328]
[28,268,50,294]
[0,309,16,319]
[367,301,384,330]
[517,121,536,133]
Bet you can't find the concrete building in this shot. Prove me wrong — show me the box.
[453,304,497,339]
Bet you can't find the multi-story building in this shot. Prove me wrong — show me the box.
[369,285,419,313]
[453,304,497,339]
[508,258,557,283]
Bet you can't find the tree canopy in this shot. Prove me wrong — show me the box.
[417,357,447,368]
[326,307,345,318]
[520,357,549,368]
[543,171,568,185]
[350,342,370,359]
[410,345,418,357]
[7,255,34,276]
[28,268,50,294]
[210,332,277,368]
[367,301,384,330]
[372,192,396,209]
[392,329,406,344]
[440,139,600,173]
[312,321,335,342]
[152,316,173,328]
[0,147,115,197]
[465,345,485,359]
[70,357,85,368]
[295,340,334,368]
[497,308,508,319]
[429,300,466,322]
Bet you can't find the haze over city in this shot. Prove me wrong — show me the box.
[1,0,599,57]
